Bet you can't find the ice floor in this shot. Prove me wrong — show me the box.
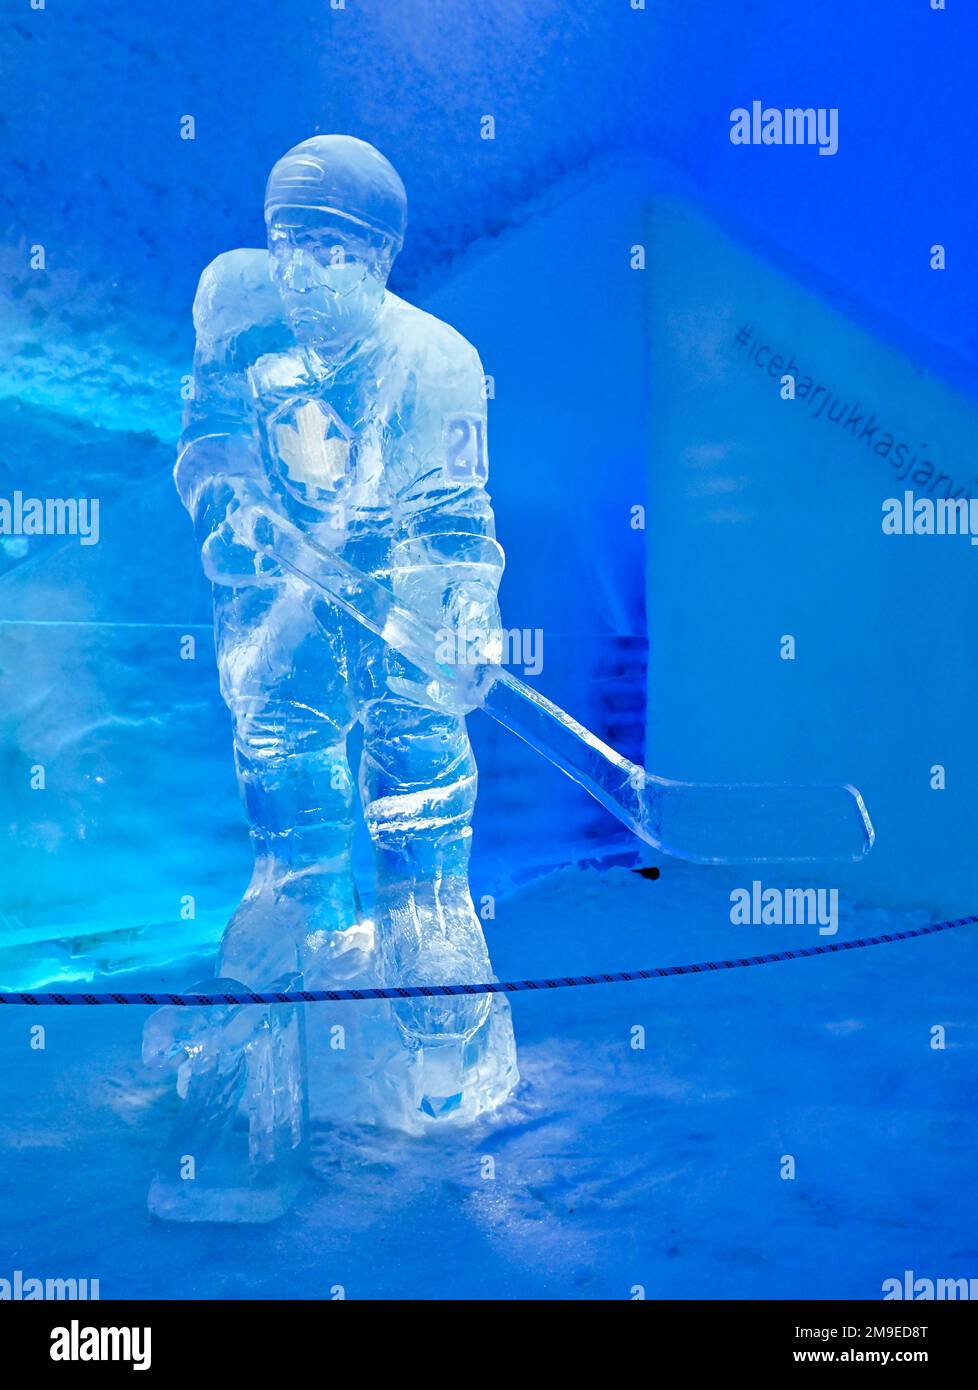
[1,859,975,1300]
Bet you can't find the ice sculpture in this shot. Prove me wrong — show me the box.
[145,136,518,1221]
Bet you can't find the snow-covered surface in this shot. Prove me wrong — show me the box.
[1,861,974,1300]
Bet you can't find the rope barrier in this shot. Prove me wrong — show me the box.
[1,914,974,1006]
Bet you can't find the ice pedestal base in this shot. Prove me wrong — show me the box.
[304,991,519,1137]
[145,982,519,1223]
[144,985,308,1224]
[413,994,519,1122]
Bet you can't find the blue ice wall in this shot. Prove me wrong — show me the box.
[4,0,973,387]
[644,194,978,919]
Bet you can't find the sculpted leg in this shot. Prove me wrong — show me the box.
[143,583,371,1220]
[214,580,371,989]
[360,694,518,1122]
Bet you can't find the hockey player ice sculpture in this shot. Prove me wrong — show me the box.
[145,137,518,1221]
[146,136,874,1222]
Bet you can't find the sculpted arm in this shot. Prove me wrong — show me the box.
[175,253,281,585]
[389,337,502,711]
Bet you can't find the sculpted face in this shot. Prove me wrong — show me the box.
[268,208,393,355]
